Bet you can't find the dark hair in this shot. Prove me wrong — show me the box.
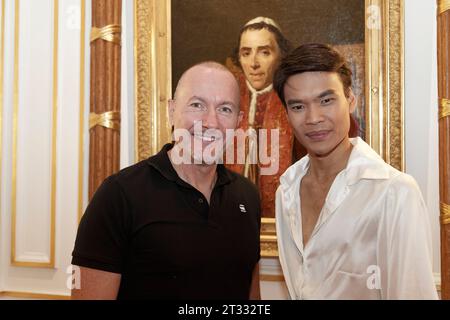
[273,43,353,107]
[231,22,292,67]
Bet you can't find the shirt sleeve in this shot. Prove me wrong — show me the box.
[71,175,130,274]
[377,173,438,299]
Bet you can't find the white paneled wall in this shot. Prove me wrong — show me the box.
[0,0,88,297]
[0,0,133,298]
[404,0,440,278]
[14,0,56,267]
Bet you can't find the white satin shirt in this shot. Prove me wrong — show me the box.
[275,137,438,299]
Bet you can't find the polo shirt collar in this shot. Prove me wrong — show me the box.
[147,143,234,187]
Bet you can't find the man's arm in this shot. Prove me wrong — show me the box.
[378,175,438,299]
[249,263,261,300]
[71,266,121,300]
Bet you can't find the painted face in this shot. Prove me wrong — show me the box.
[169,66,243,163]
[283,71,356,157]
[239,28,281,90]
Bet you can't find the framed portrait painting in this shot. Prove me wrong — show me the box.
[134,0,404,257]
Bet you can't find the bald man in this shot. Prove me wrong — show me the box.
[71,62,261,300]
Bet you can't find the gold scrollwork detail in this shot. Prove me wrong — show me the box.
[261,218,278,257]
[89,111,121,131]
[387,0,405,171]
[135,0,153,160]
[439,98,450,119]
[438,0,450,15]
[441,202,450,225]
[90,24,121,45]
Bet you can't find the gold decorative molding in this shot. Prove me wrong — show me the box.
[89,111,121,130]
[90,24,121,45]
[365,0,404,171]
[11,0,19,266]
[387,0,405,171]
[134,0,171,161]
[438,0,450,15]
[0,0,5,235]
[134,0,153,160]
[441,202,450,225]
[78,0,86,222]
[261,218,278,257]
[11,0,57,268]
[439,98,450,119]
[49,0,58,269]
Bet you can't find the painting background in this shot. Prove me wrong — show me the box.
[171,0,366,137]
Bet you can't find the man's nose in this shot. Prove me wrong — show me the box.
[203,107,219,128]
[305,106,324,125]
[250,53,260,69]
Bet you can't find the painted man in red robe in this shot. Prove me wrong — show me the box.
[226,17,296,218]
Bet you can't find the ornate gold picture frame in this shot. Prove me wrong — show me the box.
[134,0,404,257]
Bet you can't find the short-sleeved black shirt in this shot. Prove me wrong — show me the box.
[72,143,261,299]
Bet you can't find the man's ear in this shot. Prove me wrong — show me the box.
[168,99,175,126]
[347,88,357,113]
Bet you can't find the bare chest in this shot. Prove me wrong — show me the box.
[300,178,334,246]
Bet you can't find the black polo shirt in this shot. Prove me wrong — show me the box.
[72,143,261,299]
